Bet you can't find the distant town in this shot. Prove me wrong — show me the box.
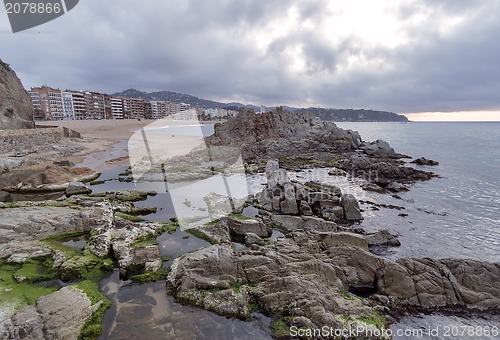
[28,85,409,123]
[28,85,245,121]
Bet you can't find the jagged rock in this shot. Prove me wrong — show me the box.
[311,200,344,221]
[207,108,362,161]
[0,205,112,259]
[0,59,35,130]
[167,229,500,331]
[378,258,500,310]
[245,232,264,246]
[411,157,440,166]
[0,286,100,339]
[320,231,369,251]
[308,192,338,204]
[344,153,371,170]
[363,139,396,158]
[292,182,308,201]
[305,181,342,197]
[226,217,270,242]
[298,200,312,215]
[265,159,280,188]
[362,183,385,193]
[328,168,347,176]
[5,247,51,264]
[301,216,339,231]
[386,181,409,192]
[271,215,304,232]
[190,220,231,244]
[257,187,272,210]
[3,165,98,193]
[65,181,92,196]
[271,215,339,232]
[340,194,363,221]
[366,230,401,247]
[280,183,298,214]
[128,246,162,273]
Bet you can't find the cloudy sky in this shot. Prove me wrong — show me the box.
[2,0,500,120]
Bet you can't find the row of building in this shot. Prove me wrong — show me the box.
[28,85,238,121]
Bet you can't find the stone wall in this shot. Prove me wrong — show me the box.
[0,127,81,154]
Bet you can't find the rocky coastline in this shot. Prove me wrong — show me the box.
[0,105,498,339]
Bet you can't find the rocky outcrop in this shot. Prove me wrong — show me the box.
[411,157,439,166]
[257,160,363,223]
[0,60,34,130]
[167,229,500,331]
[2,164,99,193]
[204,107,437,186]
[0,195,169,278]
[65,181,92,196]
[362,139,396,158]
[340,194,363,221]
[0,286,100,339]
[207,107,363,162]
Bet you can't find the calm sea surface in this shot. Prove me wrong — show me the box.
[335,122,500,263]
[335,122,500,339]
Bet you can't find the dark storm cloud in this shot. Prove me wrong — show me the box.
[1,0,499,113]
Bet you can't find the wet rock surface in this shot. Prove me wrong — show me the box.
[167,229,500,331]
[411,157,440,166]
[0,286,99,339]
[257,160,363,224]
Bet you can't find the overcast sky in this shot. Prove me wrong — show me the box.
[1,0,500,120]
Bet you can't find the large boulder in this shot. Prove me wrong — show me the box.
[65,181,92,196]
[340,194,363,221]
[0,286,100,339]
[363,139,396,158]
[0,60,34,129]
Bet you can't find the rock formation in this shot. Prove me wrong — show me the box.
[207,107,363,162]
[167,229,500,331]
[257,159,363,223]
[0,60,34,130]
[205,107,436,187]
[0,286,100,339]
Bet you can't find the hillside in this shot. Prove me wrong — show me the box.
[113,89,407,122]
[295,107,409,122]
[112,89,259,110]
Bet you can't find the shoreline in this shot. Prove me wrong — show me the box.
[37,119,213,170]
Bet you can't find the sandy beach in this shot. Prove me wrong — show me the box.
[36,119,215,169]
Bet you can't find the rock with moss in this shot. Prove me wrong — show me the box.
[65,181,92,196]
[59,254,113,282]
[121,246,161,278]
[167,229,500,332]
[0,286,101,339]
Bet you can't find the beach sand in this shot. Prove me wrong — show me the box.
[36,119,214,169]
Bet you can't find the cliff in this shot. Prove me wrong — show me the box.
[0,59,35,129]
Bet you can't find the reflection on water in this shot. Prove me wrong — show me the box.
[156,228,211,269]
[99,271,272,340]
[333,122,500,263]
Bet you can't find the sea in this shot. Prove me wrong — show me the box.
[84,122,500,339]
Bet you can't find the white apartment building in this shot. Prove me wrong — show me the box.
[110,97,124,119]
[61,91,75,120]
